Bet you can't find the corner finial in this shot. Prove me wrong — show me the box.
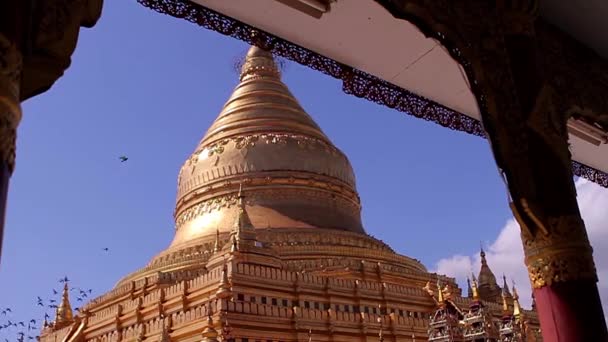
[501,286,509,314]
[201,309,218,341]
[466,277,473,298]
[217,259,231,299]
[512,280,522,317]
[55,281,74,325]
[436,279,444,303]
[231,182,255,248]
[470,273,480,301]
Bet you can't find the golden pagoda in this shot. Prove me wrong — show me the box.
[39,46,541,342]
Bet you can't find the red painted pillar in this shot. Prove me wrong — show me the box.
[534,282,607,341]
[484,3,608,340]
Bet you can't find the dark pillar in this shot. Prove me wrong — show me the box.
[0,0,103,264]
[0,33,22,262]
[482,3,608,340]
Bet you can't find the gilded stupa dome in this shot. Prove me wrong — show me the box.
[114,46,422,285]
[169,46,363,247]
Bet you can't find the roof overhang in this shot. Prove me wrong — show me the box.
[139,0,608,186]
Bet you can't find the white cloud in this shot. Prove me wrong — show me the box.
[434,178,608,319]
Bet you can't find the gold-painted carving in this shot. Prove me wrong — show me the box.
[199,133,338,158]
[512,205,597,288]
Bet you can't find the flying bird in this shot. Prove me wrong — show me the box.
[59,276,69,283]
[102,247,109,252]
[119,156,128,163]
[52,289,58,295]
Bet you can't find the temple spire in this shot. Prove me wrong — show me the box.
[55,282,73,326]
[466,277,473,298]
[501,287,510,315]
[239,45,281,81]
[477,244,500,300]
[512,282,522,318]
[502,274,512,297]
[470,274,480,301]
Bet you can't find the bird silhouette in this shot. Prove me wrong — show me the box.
[119,156,128,163]
[59,276,69,283]
[52,289,58,295]
[102,247,109,252]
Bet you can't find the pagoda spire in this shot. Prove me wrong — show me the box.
[477,245,500,301]
[239,45,281,81]
[55,282,73,326]
[502,287,510,315]
[470,273,480,301]
[466,277,473,298]
[512,282,522,318]
[502,274,512,297]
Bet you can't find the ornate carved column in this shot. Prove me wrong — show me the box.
[375,0,607,339]
[487,3,608,340]
[0,33,22,260]
[0,0,103,263]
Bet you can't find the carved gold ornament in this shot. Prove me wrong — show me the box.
[512,203,598,288]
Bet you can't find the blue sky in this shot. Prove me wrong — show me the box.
[0,0,525,337]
